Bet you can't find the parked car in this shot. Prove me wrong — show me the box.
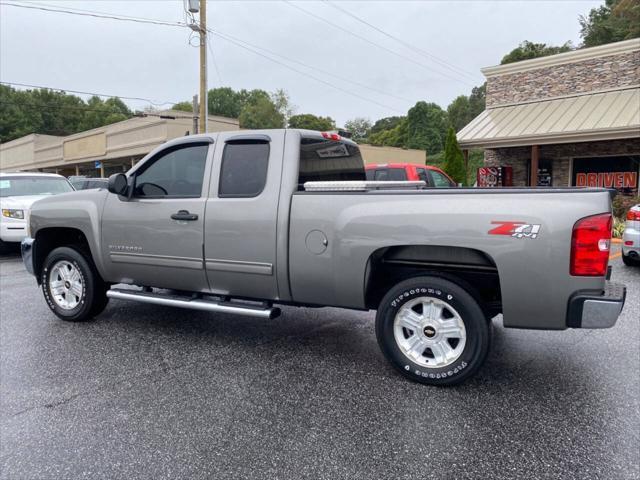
[21,130,626,386]
[70,177,109,190]
[622,204,640,266]
[0,172,74,252]
[365,162,457,187]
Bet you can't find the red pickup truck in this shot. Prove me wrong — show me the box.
[365,163,457,187]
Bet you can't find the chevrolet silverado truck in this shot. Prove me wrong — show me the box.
[21,130,626,386]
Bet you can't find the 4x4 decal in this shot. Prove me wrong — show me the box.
[489,221,541,239]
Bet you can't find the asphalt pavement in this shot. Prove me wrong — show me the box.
[1,248,639,479]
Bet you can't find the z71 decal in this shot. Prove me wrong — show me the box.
[488,221,541,239]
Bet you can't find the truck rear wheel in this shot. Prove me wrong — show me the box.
[375,276,490,386]
[41,246,109,322]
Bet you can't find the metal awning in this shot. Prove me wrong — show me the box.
[458,87,640,149]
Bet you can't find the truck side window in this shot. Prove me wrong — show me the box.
[134,144,209,198]
[416,168,428,183]
[219,140,269,197]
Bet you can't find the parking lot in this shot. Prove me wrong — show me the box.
[1,248,638,480]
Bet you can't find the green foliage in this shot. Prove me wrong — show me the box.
[288,113,335,131]
[238,96,285,129]
[441,127,467,186]
[271,89,295,125]
[0,85,132,142]
[367,117,408,147]
[612,194,640,218]
[501,40,574,65]
[580,0,640,47]
[172,101,193,112]
[370,116,405,135]
[406,101,448,154]
[343,117,372,142]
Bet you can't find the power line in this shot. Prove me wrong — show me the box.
[0,81,181,107]
[206,36,224,86]
[3,1,407,114]
[209,29,405,114]
[0,2,187,28]
[283,1,474,87]
[323,0,478,81]
[208,27,414,104]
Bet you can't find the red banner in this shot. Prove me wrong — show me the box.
[575,172,638,188]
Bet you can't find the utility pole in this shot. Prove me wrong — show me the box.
[192,94,199,134]
[198,0,208,133]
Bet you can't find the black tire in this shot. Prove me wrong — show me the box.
[41,246,109,322]
[622,253,639,266]
[376,276,490,386]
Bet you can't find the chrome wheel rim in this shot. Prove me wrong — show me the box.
[393,296,466,368]
[49,260,83,310]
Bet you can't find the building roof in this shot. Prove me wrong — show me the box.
[458,86,640,149]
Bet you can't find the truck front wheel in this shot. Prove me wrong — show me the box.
[41,246,109,322]
[375,276,490,386]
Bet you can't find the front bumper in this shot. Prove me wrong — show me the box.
[567,281,626,329]
[0,218,28,243]
[21,237,35,276]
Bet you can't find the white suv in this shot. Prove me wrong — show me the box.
[0,172,74,252]
[622,204,640,266]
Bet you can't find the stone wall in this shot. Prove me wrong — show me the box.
[486,50,640,107]
[484,138,640,186]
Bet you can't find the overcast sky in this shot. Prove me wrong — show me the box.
[0,0,602,126]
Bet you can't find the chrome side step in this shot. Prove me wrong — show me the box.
[106,288,280,319]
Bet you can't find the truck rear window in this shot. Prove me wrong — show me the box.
[369,168,407,181]
[298,136,365,189]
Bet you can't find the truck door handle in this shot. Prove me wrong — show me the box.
[171,210,198,221]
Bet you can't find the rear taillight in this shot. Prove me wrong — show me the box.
[321,132,341,141]
[570,213,612,276]
[626,209,640,221]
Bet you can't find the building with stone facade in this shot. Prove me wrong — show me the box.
[458,38,640,193]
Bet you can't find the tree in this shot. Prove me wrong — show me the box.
[172,101,193,112]
[370,116,404,135]
[501,40,574,64]
[406,101,449,154]
[288,113,335,131]
[580,0,640,47]
[344,117,372,142]
[442,127,467,186]
[447,83,486,132]
[239,96,285,129]
[271,89,295,126]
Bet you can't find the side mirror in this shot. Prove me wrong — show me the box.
[108,173,129,197]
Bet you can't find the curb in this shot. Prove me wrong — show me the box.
[611,238,622,244]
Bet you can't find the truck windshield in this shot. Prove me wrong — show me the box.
[298,136,365,189]
[0,176,74,197]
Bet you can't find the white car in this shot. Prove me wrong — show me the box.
[0,172,75,252]
[622,204,640,266]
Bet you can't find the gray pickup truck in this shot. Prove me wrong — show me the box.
[21,129,626,385]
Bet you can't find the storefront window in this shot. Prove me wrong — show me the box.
[572,155,639,195]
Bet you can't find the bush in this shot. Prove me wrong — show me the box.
[612,194,639,218]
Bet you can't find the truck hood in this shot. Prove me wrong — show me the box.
[0,195,53,211]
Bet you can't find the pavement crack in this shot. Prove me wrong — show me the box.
[9,392,84,418]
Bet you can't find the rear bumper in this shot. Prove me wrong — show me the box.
[622,225,640,257]
[21,237,35,276]
[567,281,626,329]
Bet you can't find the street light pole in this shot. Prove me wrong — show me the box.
[198,0,208,133]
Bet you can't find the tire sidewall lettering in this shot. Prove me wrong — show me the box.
[383,283,476,381]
